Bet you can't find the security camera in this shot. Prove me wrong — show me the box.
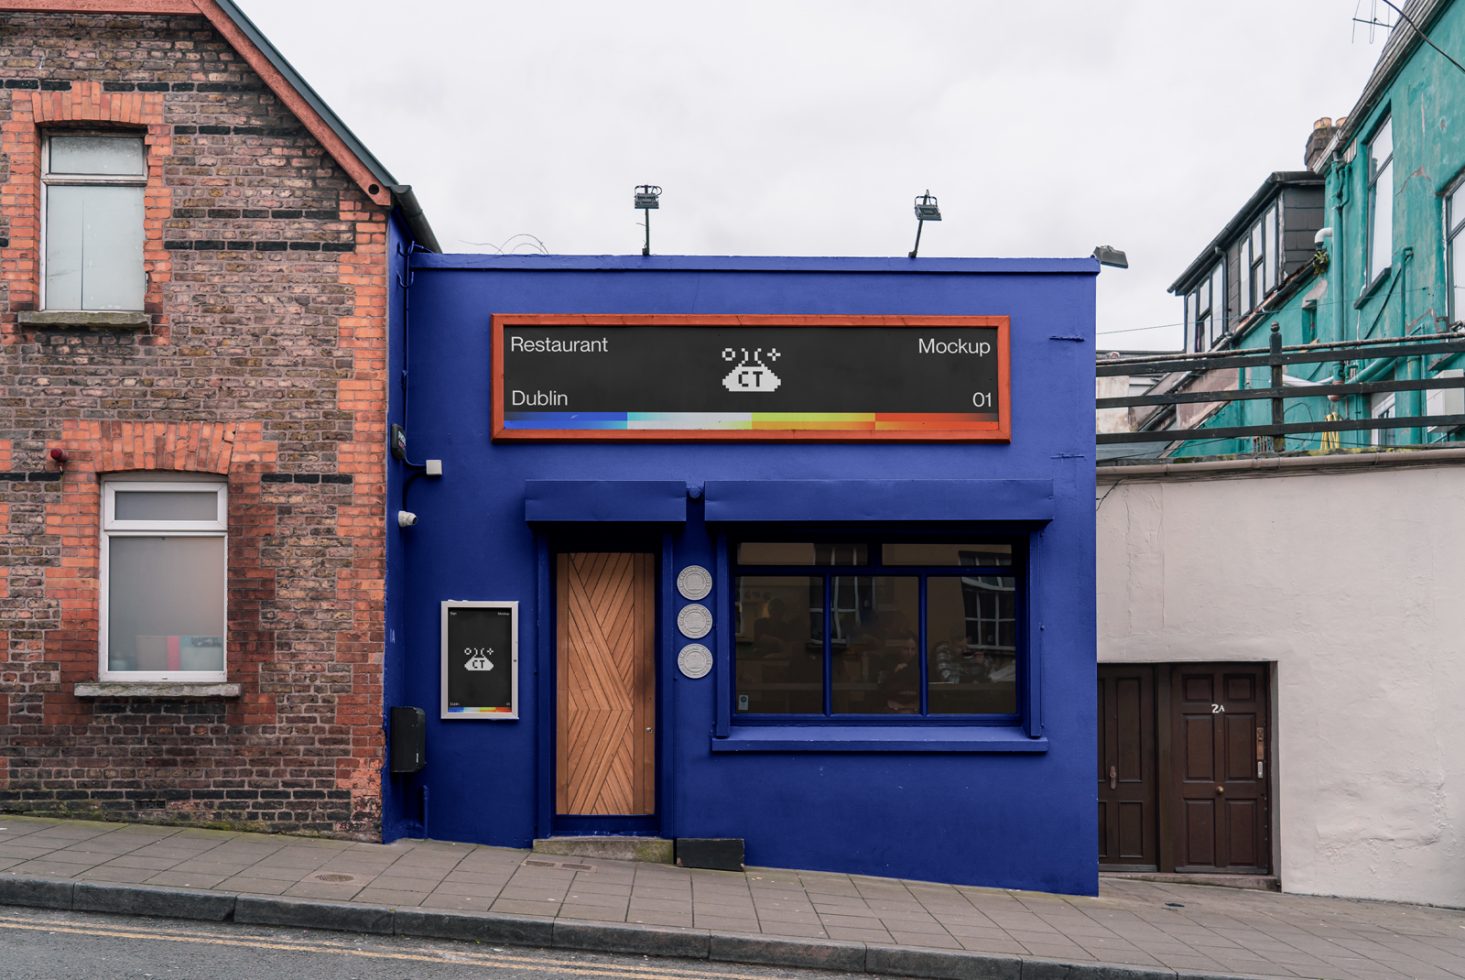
[397,510,418,528]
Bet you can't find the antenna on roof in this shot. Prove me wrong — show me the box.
[1351,0,1394,43]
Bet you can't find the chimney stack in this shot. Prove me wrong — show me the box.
[1305,116,1338,171]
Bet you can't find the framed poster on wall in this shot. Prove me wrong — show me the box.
[441,600,518,720]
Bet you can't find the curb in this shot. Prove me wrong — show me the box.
[0,875,1268,980]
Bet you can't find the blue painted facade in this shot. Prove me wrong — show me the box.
[382,254,1098,894]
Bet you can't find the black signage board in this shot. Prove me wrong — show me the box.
[440,601,518,720]
[491,314,1010,441]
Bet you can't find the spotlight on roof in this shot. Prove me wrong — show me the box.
[908,190,941,259]
[635,184,661,257]
[1092,245,1128,269]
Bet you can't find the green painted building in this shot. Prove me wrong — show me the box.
[1156,0,1465,457]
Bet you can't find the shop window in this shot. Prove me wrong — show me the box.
[1448,174,1465,324]
[733,541,1019,719]
[1366,116,1394,288]
[42,132,146,311]
[100,476,227,681]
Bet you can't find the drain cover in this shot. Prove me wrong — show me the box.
[523,858,593,872]
[306,871,360,884]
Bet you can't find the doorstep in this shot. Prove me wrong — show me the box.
[1102,871,1280,891]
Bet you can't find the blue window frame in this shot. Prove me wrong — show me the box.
[730,540,1023,723]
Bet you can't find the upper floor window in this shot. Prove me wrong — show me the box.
[1238,204,1279,316]
[1187,263,1223,351]
[100,476,227,682]
[42,132,146,312]
[1370,390,1397,448]
[733,541,1019,719]
[1367,117,1394,286]
[1448,175,1464,324]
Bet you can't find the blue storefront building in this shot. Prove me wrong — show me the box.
[382,250,1098,895]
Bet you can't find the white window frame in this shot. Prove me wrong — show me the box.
[99,475,227,682]
[40,130,148,312]
[1366,116,1394,287]
[1370,391,1397,448]
[1447,172,1465,325]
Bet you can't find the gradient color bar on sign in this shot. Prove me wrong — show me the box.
[503,412,999,431]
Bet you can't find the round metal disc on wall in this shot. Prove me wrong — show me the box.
[677,643,713,679]
[676,565,713,601]
[676,603,712,639]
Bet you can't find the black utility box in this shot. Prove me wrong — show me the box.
[389,706,426,774]
[676,837,744,872]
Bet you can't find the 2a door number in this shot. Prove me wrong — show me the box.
[1211,703,1225,713]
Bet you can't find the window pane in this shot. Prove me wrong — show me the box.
[736,543,867,565]
[927,576,1017,714]
[46,184,144,310]
[49,135,145,176]
[1238,257,1251,315]
[44,184,84,309]
[1449,186,1463,320]
[114,490,219,522]
[107,536,225,673]
[1370,118,1392,175]
[830,576,918,715]
[735,576,823,714]
[1451,222,1462,320]
[883,543,1011,566]
[1263,208,1277,292]
[1371,161,1393,278]
[83,185,145,310]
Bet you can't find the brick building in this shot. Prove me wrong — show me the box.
[0,0,434,835]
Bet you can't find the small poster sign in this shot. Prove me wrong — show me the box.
[441,601,518,720]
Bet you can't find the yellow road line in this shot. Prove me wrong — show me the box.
[0,914,784,980]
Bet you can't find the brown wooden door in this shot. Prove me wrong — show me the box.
[1098,665,1159,870]
[1168,663,1270,872]
[556,553,655,815]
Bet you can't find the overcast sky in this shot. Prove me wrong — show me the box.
[240,1,1393,350]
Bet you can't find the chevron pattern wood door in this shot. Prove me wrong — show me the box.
[556,553,655,815]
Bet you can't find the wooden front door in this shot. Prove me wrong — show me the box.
[1169,663,1270,872]
[555,553,655,816]
[1098,665,1158,870]
[1097,662,1272,875]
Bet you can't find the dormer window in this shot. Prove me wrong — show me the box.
[1238,204,1279,317]
[41,132,146,312]
[1186,263,1223,351]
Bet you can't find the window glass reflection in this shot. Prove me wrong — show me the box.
[736,543,867,565]
[735,576,823,714]
[926,576,1017,714]
[882,543,1011,567]
[830,576,919,715]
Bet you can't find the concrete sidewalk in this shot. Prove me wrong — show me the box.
[0,816,1461,980]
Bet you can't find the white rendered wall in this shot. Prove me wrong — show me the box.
[1097,462,1465,907]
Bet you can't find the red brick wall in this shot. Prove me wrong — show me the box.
[0,12,389,836]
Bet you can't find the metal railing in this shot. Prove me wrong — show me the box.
[1096,326,1465,450]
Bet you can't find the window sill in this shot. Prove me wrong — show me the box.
[74,682,240,699]
[710,724,1046,753]
[17,310,150,330]
[1353,268,1391,309]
